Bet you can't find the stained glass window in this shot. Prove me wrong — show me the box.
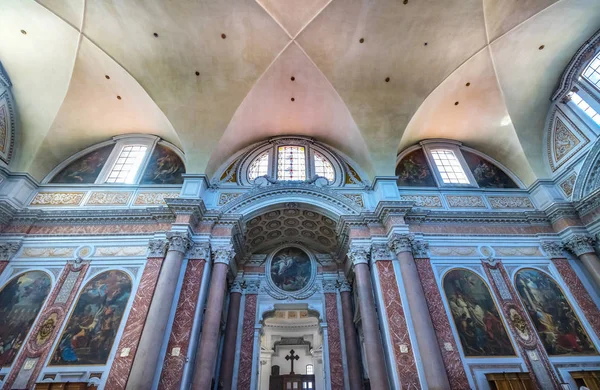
[277,146,306,181]
[313,152,335,182]
[430,149,469,184]
[248,152,269,180]
[105,145,148,184]
[583,52,600,90]
[571,92,600,125]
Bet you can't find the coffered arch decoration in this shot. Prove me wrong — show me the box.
[44,134,185,185]
[0,61,17,166]
[573,138,600,200]
[212,136,370,188]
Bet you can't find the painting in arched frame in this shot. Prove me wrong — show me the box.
[0,270,52,366]
[50,270,132,365]
[515,268,596,355]
[269,247,312,292]
[443,269,515,356]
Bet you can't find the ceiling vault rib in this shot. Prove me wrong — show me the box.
[254,1,294,40]
[481,0,491,45]
[291,0,334,40]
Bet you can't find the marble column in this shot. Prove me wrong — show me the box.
[338,279,364,390]
[127,232,191,390]
[348,246,390,390]
[191,245,235,390]
[389,234,450,390]
[564,234,600,289]
[218,279,243,390]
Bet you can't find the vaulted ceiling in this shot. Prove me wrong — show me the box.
[1,0,599,185]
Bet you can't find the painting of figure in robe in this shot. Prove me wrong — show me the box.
[515,269,596,355]
[0,271,51,366]
[443,269,515,356]
[50,271,132,365]
[396,149,437,187]
[51,144,114,184]
[270,247,312,292]
[462,150,518,189]
[140,144,185,184]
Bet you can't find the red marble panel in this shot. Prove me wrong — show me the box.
[28,223,171,235]
[324,293,344,390]
[0,260,8,276]
[237,294,257,390]
[105,258,163,390]
[4,261,89,389]
[553,259,600,337]
[376,261,420,389]
[158,259,206,390]
[414,259,470,389]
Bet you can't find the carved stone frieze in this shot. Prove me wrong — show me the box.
[166,232,193,254]
[445,195,486,208]
[86,191,133,206]
[212,245,235,265]
[148,239,168,258]
[487,196,534,209]
[0,241,21,260]
[400,195,442,208]
[29,192,85,207]
[541,242,565,258]
[563,234,596,257]
[348,245,370,266]
[134,191,179,205]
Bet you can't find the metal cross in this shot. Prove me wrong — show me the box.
[285,349,300,375]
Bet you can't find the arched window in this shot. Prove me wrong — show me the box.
[248,151,269,180]
[50,270,132,365]
[306,364,313,375]
[0,271,51,366]
[277,145,306,181]
[583,52,600,90]
[313,152,335,182]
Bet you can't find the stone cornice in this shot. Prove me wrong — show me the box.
[575,188,600,217]
[405,210,549,225]
[9,207,175,225]
[544,202,580,224]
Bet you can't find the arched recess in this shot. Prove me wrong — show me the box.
[514,268,596,356]
[0,270,52,367]
[49,270,132,366]
[442,268,516,357]
[0,61,17,167]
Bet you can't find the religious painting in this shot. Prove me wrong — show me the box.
[462,150,518,189]
[443,269,515,356]
[396,149,436,187]
[140,144,185,184]
[0,271,52,366]
[50,144,114,184]
[515,268,596,355]
[50,270,132,365]
[270,247,312,292]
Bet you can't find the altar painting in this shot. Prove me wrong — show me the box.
[51,144,114,184]
[141,144,185,184]
[0,271,52,366]
[270,247,312,292]
[443,269,515,356]
[51,270,132,365]
[515,268,596,355]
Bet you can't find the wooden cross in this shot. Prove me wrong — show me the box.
[285,349,300,375]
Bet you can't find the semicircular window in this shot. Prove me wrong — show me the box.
[50,270,132,365]
[462,150,518,188]
[140,144,185,184]
[313,152,335,182]
[515,268,596,355]
[0,271,52,367]
[443,269,515,357]
[396,149,436,187]
[248,151,269,181]
[50,144,114,184]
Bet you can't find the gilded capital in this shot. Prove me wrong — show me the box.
[563,234,596,257]
[348,245,370,266]
[212,245,235,265]
[166,232,192,254]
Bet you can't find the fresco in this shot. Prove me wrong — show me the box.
[141,144,185,184]
[443,269,515,356]
[462,150,518,188]
[396,149,437,187]
[515,269,596,355]
[0,271,52,366]
[50,144,114,184]
[50,271,132,365]
[270,247,312,292]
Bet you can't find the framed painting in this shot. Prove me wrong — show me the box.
[269,247,313,293]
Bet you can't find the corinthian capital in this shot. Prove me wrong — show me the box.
[541,242,564,258]
[189,242,211,259]
[348,245,370,266]
[212,245,235,265]
[0,242,21,261]
[563,234,596,257]
[148,239,168,258]
[166,231,192,254]
[388,234,413,255]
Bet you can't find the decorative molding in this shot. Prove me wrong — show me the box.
[230,278,244,293]
[340,193,364,208]
[212,244,235,265]
[166,232,192,254]
[348,245,370,266]
[189,242,210,259]
[411,239,429,258]
[429,246,478,257]
[244,280,261,294]
[86,191,133,206]
[548,114,589,172]
[134,191,180,205]
[19,247,74,258]
[400,195,442,208]
[29,192,86,207]
[94,246,148,257]
[148,239,168,258]
[0,241,21,261]
[322,279,338,293]
[388,234,412,255]
[445,195,486,208]
[218,192,243,206]
[541,242,565,258]
[563,234,596,256]
[487,196,534,209]
[0,90,16,165]
[371,243,393,261]
[489,268,512,300]
[558,172,577,198]
[491,247,543,257]
[337,279,352,293]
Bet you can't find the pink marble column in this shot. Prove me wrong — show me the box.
[218,280,243,390]
[563,235,600,289]
[389,234,449,389]
[159,242,210,390]
[127,232,192,390]
[348,246,391,390]
[191,245,235,390]
[339,280,364,390]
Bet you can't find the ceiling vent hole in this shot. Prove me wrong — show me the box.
[424,42,428,46]
[221,33,227,39]
[105,75,110,80]
[385,77,390,83]
[153,32,158,37]
[291,76,295,81]
[454,101,459,106]
[539,45,545,50]
[466,82,470,87]
[359,38,364,43]
[195,71,200,76]
[117,95,122,100]
[20,29,27,35]
[291,97,295,102]
[403,0,408,4]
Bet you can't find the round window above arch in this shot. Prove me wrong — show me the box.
[213,136,369,188]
